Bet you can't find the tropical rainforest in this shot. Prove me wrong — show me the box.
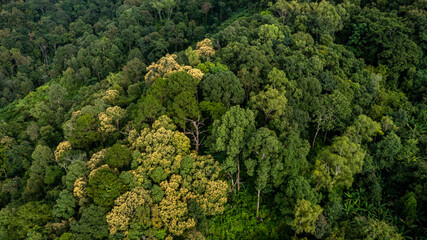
[0,0,426,239]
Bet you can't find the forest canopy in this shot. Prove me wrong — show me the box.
[0,0,426,239]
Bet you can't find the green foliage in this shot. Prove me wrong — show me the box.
[68,113,101,150]
[0,202,52,239]
[150,167,167,184]
[196,62,229,74]
[250,87,287,122]
[87,167,126,207]
[0,0,425,238]
[209,191,284,240]
[23,145,53,199]
[375,132,402,169]
[44,165,62,185]
[199,101,226,121]
[64,160,88,190]
[292,199,323,235]
[70,205,109,240]
[275,176,318,216]
[105,144,132,170]
[211,106,256,182]
[201,71,245,107]
[345,114,382,144]
[334,216,404,240]
[152,184,164,204]
[313,136,365,190]
[399,192,417,223]
[53,190,75,220]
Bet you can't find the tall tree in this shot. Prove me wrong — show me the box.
[201,71,245,108]
[292,199,323,236]
[23,145,53,199]
[313,136,365,190]
[211,106,256,192]
[243,127,282,218]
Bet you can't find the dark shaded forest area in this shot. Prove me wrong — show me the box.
[0,0,426,239]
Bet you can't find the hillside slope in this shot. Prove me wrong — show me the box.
[0,0,426,239]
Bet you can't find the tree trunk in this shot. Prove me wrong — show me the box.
[229,173,235,208]
[256,189,260,219]
[323,129,328,143]
[312,122,321,147]
[184,118,205,153]
[158,11,162,21]
[237,157,240,191]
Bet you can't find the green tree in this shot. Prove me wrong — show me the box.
[344,114,382,144]
[0,202,52,239]
[281,131,311,179]
[170,91,200,129]
[64,160,88,190]
[105,144,132,170]
[243,127,282,218]
[70,205,109,240]
[185,46,200,66]
[68,113,101,150]
[122,58,147,85]
[211,106,256,192]
[313,136,365,190]
[23,145,53,199]
[135,94,165,124]
[312,90,352,146]
[250,87,287,122]
[53,189,75,220]
[275,176,318,216]
[292,199,323,236]
[151,0,176,21]
[375,132,402,169]
[87,165,126,207]
[201,71,245,108]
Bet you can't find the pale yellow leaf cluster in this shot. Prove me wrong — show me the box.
[198,180,228,215]
[103,89,120,105]
[196,38,215,60]
[54,141,72,162]
[98,112,115,134]
[98,106,126,134]
[181,154,227,216]
[145,54,181,85]
[164,65,204,82]
[151,204,163,229]
[145,54,204,85]
[73,177,88,206]
[152,115,177,131]
[129,170,145,186]
[87,149,107,171]
[128,116,190,178]
[132,126,190,177]
[186,68,204,81]
[159,175,196,236]
[71,110,81,118]
[88,164,111,179]
[44,220,70,237]
[0,136,15,146]
[106,186,153,235]
[124,116,227,237]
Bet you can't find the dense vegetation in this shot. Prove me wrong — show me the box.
[0,0,426,239]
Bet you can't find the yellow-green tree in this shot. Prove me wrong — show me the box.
[196,38,215,61]
[126,115,227,237]
[107,187,153,235]
[313,136,365,190]
[293,199,323,236]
